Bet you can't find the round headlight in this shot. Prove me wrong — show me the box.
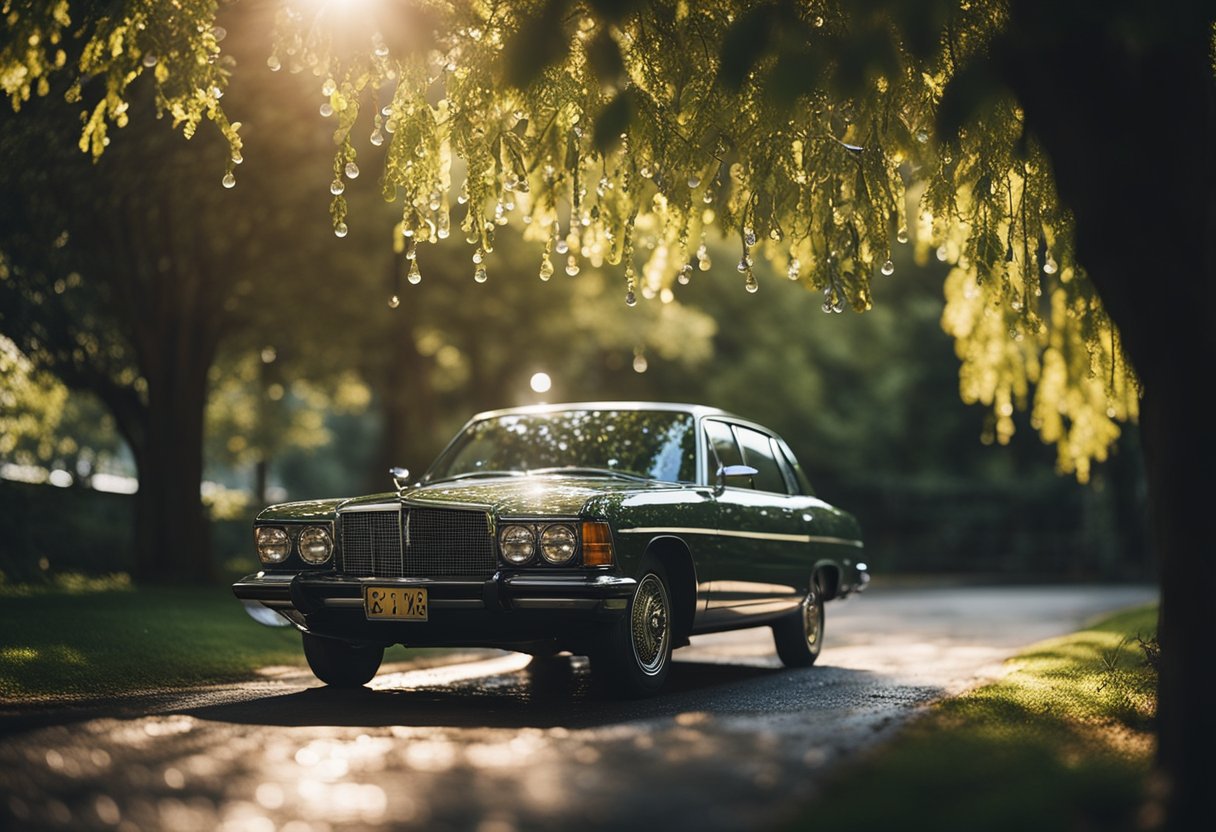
[499,525,535,564]
[255,527,290,564]
[298,526,333,565]
[540,524,577,565]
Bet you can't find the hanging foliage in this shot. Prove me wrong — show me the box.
[0,0,1140,480]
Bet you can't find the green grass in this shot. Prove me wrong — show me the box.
[790,605,1159,832]
[0,581,423,699]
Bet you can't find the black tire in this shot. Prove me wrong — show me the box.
[592,562,674,697]
[302,632,384,688]
[773,575,825,668]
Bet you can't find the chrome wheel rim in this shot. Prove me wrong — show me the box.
[803,586,823,650]
[631,574,670,676]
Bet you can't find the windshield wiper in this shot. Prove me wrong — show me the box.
[527,466,652,482]
[426,470,527,484]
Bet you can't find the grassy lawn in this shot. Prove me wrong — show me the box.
[0,578,423,700]
[789,605,1159,832]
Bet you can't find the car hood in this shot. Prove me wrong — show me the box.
[393,475,670,517]
[257,476,686,522]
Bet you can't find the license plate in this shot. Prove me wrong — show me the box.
[364,587,428,621]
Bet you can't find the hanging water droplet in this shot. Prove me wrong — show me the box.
[737,258,749,273]
[565,255,580,276]
[267,55,281,71]
[896,227,909,244]
[322,78,336,96]
[370,129,384,147]
[388,294,400,308]
[813,15,825,27]
[678,264,693,285]
[539,254,554,281]
[555,239,569,255]
[625,290,638,307]
[769,228,783,241]
[832,299,845,313]
[787,258,801,280]
[472,248,484,264]
[334,222,348,238]
[687,175,701,188]
[374,43,390,58]
[231,152,243,165]
[915,129,929,143]
[344,161,359,179]
[330,179,345,195]
[142,53,158,68]
[745,273,759,293]
[936,245,949,262]
[639,164,653,178]
[632,353,648,373]
[743,227,757,247]
[474,266,488,283]
[881,259,895,276]
[1043,257,1058,275]
[822,300,833,314]
[221,172,236,189]
[702,191,713,204]
[320,102,334,117]
[384,119,396,134]
[407,260,422,284]
[405,244,417,260]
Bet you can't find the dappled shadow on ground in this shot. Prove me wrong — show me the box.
[180,655,826,730]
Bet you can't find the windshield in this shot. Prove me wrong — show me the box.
[427,410,698,483]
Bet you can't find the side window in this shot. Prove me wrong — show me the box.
[735,427,789,494]
[770,437,799,494]
[704,420,743,482]
[776,439,815,496]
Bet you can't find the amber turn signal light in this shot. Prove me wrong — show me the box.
[581,521,615,567]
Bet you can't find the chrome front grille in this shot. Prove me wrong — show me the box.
[339,510,402,577]
[338,507,496,578]
[405,508,496,577]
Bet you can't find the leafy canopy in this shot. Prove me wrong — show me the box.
[0,0,1139,481]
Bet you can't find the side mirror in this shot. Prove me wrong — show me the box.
[716,464,758,493]
[389,467,411,491]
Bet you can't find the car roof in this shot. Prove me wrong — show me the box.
[470,401,742,422]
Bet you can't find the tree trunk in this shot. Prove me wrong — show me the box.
[130,342,213,583]
[995,3,1216,825]
[378,258,436,490]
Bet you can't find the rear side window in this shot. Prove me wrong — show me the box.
[704,420,743,480]
[776,439,815,495]
[735,427,789,494]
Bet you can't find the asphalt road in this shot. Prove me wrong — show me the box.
[0,585,1154,832]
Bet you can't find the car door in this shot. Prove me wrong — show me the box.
[703,420,803,618]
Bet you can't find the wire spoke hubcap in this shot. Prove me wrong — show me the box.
[631,574,670,675]
[803,587,823,649]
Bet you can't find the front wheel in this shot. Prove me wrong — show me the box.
[592,564,673,697]
[772,577,825,668]
[302,632,384,688]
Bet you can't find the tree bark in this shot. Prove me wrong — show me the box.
[130,340,214,583]
[996,2,1216,825]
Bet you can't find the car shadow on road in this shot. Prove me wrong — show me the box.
[177,657,893,731]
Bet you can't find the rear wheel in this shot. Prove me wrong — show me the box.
[302,632,384,688]
[592,563,673,697]
[773,576,825,668]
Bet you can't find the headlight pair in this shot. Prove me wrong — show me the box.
[255,525,333,565]
[499,523,577,566]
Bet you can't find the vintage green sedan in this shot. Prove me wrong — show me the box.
[233,402,868,696]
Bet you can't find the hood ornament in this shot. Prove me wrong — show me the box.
[389,467,411,492]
